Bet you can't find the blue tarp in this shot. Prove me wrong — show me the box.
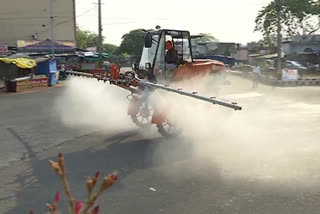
[36,59,58,86]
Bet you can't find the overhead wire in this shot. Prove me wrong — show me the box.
[0,16,71,20]
[35,5,98,35]
[102,21,136,26]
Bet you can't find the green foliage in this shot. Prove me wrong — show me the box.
[116,29,145,61]
[255,0,320,42]
[102,43,118,54]
[192,33,219,55]
[76,27,103,49]
[198,33,218,42]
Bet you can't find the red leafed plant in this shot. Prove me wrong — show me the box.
[30,153,118,214]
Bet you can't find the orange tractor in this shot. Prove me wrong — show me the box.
[69,29,241,136]
[135,29,226,82]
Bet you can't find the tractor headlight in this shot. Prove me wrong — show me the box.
[145,62,151,70]
[132,63,138,71]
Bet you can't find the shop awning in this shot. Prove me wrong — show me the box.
[256,53,278,59]
[83,52,109,61]
[18,39,76,53]
[0,57,37,69]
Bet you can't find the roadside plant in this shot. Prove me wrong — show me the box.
[29,153,118,214]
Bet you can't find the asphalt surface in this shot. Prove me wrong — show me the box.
[1,76,320,214]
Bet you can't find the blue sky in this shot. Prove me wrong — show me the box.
[76,0,272,46]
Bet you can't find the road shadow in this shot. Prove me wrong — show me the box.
[6,129,320,214]
[5,130,201,213]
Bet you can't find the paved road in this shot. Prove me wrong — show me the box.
[1,76,320,214]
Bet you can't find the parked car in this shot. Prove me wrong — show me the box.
[308,63,320,72]
[265,59,275,69]
[285,60,307,71]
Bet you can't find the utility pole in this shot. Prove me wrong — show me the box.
[98,0,103,68]
[49,0,55,55]
[276,0,282,78]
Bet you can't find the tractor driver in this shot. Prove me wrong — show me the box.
[165,40,179,74]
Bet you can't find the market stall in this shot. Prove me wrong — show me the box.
[0,57,49,93]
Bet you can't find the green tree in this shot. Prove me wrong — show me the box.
[76,27,103,49]
[197,33,218,42]
[102,43,118,54]
[116,29,145,61]
[192,33,219,55]
[255,0,320,44]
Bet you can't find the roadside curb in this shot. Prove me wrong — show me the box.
[0,82,66,96]
[228,70,320,87]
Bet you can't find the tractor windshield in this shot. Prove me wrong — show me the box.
[139,34,159,70]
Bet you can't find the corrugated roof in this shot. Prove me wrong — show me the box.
[256,53,278,59]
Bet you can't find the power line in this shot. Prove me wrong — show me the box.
[54,5,97,26]
[0,16,71,20]
[34,5,97,35]
[102,21,136,26]
[77,5,98,18]
[97,0,103,68]
[0,5,96,26]
[50,0,55,54]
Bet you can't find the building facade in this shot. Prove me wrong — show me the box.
[282,35,320,55]
[0,0,76,47]
[234,47,249,62]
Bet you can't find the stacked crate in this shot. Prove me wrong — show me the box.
[6,77,48,92]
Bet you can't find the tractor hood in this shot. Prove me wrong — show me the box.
[193,59,225,67]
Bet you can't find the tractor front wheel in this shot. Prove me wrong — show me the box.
[156,120,182,137]
[131,102,153,128]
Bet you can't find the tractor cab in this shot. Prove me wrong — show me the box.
[134,29,225,83]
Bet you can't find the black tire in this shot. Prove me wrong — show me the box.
[156,121,182,137]
[130,102,153,128]
[131,115,152,128]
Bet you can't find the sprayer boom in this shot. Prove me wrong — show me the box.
[66,70,242,111]
[142,82,242,111]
